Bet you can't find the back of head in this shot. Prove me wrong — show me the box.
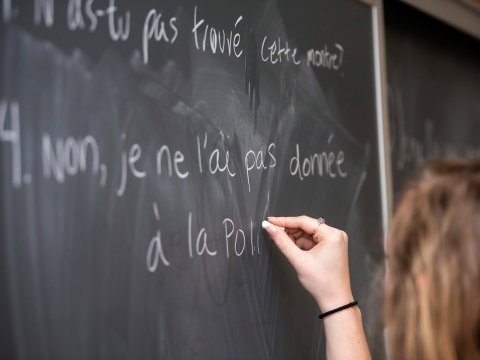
[385,159,480,360]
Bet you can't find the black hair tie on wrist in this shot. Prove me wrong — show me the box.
[319,301,358,319]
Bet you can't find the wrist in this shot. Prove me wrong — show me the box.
[315,292,354,313]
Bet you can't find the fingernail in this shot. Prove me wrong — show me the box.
[267,216,277,219]
[266,225,277,237]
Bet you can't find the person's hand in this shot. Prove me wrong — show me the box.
[265,216,353,312]
[266,216,371,360]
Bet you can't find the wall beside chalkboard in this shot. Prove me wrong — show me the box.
[0,0,387,359]
[385,0,480,196]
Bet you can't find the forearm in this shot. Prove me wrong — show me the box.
[322,305,371,360]
[264,217,371,360]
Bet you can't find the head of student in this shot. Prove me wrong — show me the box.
[385,159,480,360]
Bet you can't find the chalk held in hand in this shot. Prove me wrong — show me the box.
[262,220,284,230]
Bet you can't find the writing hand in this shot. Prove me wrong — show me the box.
[265,216,353,312]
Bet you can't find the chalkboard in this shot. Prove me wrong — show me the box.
[0,0,386,359]
[385,0,480,195]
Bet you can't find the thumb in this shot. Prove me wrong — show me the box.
[265,225,302,265]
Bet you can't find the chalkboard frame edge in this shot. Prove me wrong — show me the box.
[399,0,480,41]
[373,0,394,238]
[357,0,394,238]
[360,2,393,358]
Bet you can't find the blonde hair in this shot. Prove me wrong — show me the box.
[385,159,480,360]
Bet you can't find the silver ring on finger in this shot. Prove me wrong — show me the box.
[312,217,326,235]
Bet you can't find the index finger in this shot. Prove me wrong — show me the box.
[268,216,319,234]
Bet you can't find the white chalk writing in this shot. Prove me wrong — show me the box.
[306,44,344,71]
[289,141,348,180]
[192,6,243,58]
[0,100,22,187]
[42,133,102,184]
[33,0,54,27]
[244,143,276,192]
[261,36,301,65]
[142,9,178,64]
